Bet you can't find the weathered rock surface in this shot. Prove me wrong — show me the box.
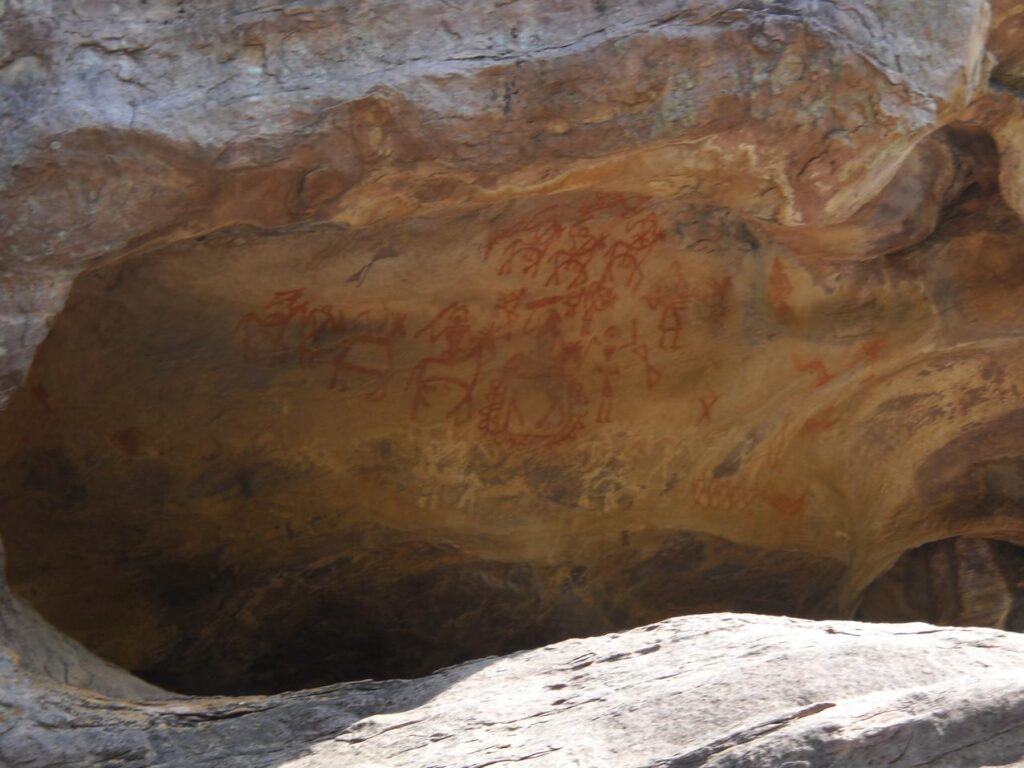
[3,0,1024,693]
[0,542,166,702]
[0,0,999,400]
[6,608,1024,767]
[3,0,1024,759]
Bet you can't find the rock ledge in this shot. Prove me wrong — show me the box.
[5,611,1024,767]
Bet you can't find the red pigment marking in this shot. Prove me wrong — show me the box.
[768,257,794,319]
[761,489,807,517]
[799,407,838,436]
[697,393,720,425]
[110,427,143,457]
[31,383,56,413]
[691,475,761,512]
[860,336,889,362]
[792,356,833,388]
[235,193,734,448]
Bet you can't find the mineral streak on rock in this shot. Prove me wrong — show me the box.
[2,0,1024,764]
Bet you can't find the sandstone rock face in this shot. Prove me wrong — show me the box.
[6,611,1024,767]
[2,0,1024,739]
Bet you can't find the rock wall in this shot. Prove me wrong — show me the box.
[0,0,1000,398]
[2,0,1024,750]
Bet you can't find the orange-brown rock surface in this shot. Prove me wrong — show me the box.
[2,0,1024,724]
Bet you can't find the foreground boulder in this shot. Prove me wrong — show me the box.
[4,609,1024,767]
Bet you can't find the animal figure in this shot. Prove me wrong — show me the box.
[407,304,495,424]
[235,289,311,364]
[329,307,407,401]
[480,310,587,446]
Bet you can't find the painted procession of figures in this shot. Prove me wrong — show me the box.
[235,194,734,448]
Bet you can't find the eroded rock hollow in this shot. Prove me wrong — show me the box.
[3,1,1024,759]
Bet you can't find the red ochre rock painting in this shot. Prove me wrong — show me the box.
[767,256,794,320]
[234,195,734,448]
[690,471,808,520]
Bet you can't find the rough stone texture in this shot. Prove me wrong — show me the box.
[3,0,1024,760]
[0,0,998,398]
[0,541,166,702]
[6,609,1024,767]
[2,0,1024,695]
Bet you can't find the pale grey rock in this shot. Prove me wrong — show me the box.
[4,611,1024,767]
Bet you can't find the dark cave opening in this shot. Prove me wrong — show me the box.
[856,536,1024,632]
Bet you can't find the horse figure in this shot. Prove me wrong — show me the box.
[407,303,495,424]
[329,307,407,401]
[297,305,346,367]
[480,312,586,446]
[235,288,311,364]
